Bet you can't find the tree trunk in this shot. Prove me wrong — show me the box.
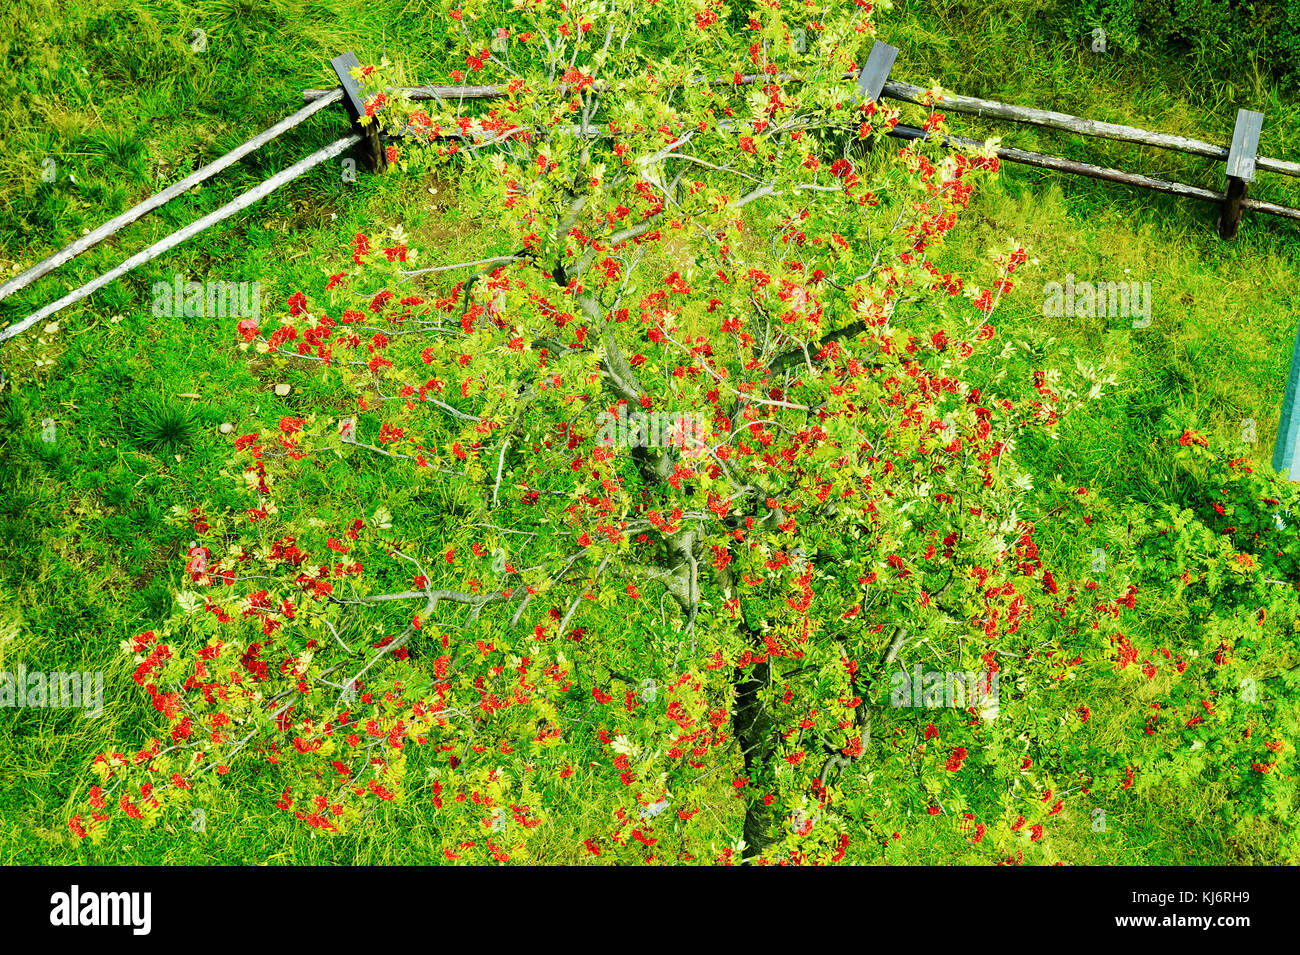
[733,639,777,862]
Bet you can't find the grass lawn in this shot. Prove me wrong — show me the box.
[1,0,1296,863]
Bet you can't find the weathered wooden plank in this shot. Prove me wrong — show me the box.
[1240,196,1300,221]
[888,124,1225,202]
[0,134,362,343]
[331,52,387,173]
[307,82,503,102]
[1257,154,1300,178]
[330,52,370,123]
[0,89,344,306]
[387,116,748,142]
[897,122,1300,226]
[1226,108,1264,181]
[882,78,1230,160]
[855,41,898,105]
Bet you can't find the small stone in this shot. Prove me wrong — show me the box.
[274,383,291,396]
[219,422,234,434]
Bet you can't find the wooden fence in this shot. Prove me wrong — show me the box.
[0,54,368,344]
[5,41,1300,477]
[302,41,1300,239]
[7,41,1300,345]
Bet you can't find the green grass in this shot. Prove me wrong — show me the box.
[1,0,1298,864]
[880,0,1300,495]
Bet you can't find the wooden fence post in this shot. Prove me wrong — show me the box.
[855,41,898,106]
[852,41,897,155]
[331,52,387,174]
[1219,108,1263,239]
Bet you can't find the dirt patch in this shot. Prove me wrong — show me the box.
[131,541,175,591]
[404,170,462,254]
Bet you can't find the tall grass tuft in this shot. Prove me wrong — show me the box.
[123,394,200,458]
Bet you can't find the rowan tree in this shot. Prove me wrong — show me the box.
[68,0,1296,864]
